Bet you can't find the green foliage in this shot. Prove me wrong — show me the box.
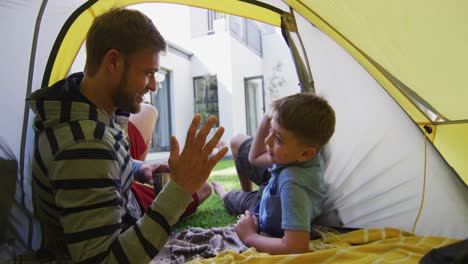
[173,159,240,232]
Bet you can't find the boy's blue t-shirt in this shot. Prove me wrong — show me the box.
[256,154,326,237]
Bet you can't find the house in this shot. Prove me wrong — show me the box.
[71,3,299,160]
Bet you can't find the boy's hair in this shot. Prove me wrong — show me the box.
[84,8,166,76]
[272,92,336,150]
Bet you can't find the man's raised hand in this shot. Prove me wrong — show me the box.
[168,114,228,194]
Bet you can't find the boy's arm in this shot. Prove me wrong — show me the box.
[235,212,310,254]
[248,113,273,168]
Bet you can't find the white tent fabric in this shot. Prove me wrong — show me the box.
[1,2,94,260]
[0,0,467,261]
[293,12,468,238]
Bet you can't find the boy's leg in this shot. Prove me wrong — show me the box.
[212,134,269,215]
[230,134,269,191]
[212,182,260,215]
[222,189,261,215]
[230,134,253,191]
[212,181,227,199]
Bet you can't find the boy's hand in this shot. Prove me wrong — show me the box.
[248,112,274,168]
[168,114,228,195]
[235,210,258,245]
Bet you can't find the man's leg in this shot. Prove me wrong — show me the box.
[230,134,254,192]
[196,182,213,204]
[180,182,212,218]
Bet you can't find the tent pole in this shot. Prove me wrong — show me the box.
[19,0,49,250]
[281,10,315,93]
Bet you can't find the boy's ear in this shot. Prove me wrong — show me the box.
[300,146,317,161]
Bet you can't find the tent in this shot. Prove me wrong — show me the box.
[1,0,467,261]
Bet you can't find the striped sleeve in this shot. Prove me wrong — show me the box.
[49,142,192,263]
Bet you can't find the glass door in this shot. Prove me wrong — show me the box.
[244,76,265,136]
[150,70,171,152]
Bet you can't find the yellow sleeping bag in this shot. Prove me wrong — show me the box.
[189,227,461,264]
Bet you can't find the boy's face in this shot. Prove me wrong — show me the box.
[264,117,309,165]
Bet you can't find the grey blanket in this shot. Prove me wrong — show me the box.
[151,225,248,264]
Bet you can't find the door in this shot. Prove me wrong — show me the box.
[151,70,172,152]
[244,76,265,136]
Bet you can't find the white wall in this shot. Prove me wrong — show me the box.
[190,18,234,147]
[132,3,194,160]
[159,49,193,150]
[190,7,209,38]
[229,34,264,136]
[132,3,192,50]
[262,28,300,110]
[130,4,298,158]
[190,17,265,148]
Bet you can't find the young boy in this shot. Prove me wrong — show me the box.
[212,92,335,254]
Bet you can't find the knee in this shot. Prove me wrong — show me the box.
[230,134,249,157]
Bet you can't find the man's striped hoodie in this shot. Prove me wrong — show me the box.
[26,72,192,263]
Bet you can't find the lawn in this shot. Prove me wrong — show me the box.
[172,159,240,232]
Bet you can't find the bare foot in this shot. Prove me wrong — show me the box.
[215,140,226,150]
[211,181,227,200]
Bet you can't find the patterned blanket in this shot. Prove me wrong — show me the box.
[151,225,248,263]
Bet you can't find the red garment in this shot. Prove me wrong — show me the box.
[128,121,147,160]
[132,181,199,217]
[128,120,200,217]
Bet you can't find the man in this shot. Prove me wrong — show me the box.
[26,8,228,263]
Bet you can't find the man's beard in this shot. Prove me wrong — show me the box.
[112,65,141,114]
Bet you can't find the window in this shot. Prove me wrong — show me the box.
[207,10,216,33]
[245,20,262,56]
[193,75,219,126]
[207,10,224,34]
[229,16,262,57]
[229,15,245,40]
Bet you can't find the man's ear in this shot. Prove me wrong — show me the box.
[103,49,122,73]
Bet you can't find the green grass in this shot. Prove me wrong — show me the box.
[172,159,240,232]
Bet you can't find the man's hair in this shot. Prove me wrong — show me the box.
[272,92,336,149]
[84,8,166,76]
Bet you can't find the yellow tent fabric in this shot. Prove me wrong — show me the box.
[47,0,282,86]
[187,228,461,264]
[2,0,466,261]
[284,0,468,183]
[46,0,468,184]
